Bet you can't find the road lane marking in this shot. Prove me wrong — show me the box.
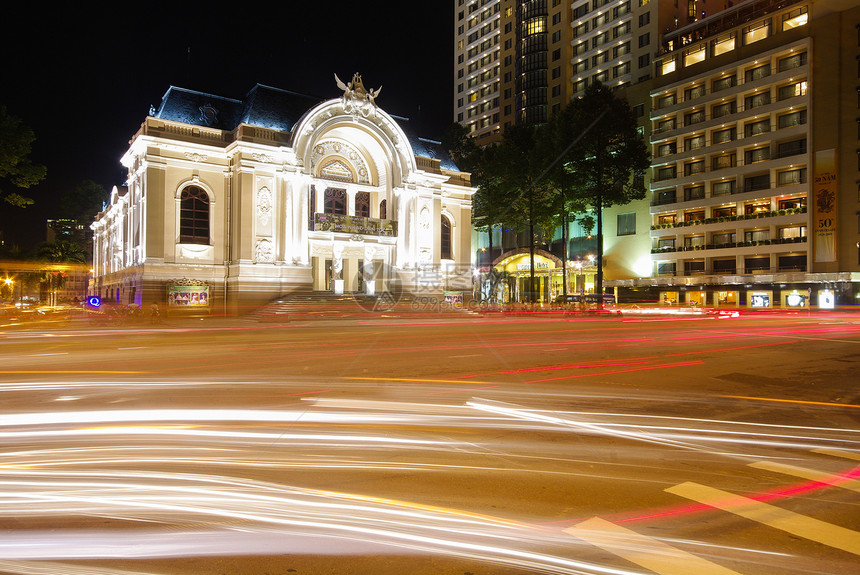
[749,461,860,493]
[526,360,704,383]
[564,517,742,575]
[814,448,860,462]
[346,376,492,384]
[0,370,143,374]
[722,395,860,409]
[666,482,860,556]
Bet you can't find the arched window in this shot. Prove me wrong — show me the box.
[440,216,452,260]
[179,186,210,244]
[355,192,370,218]
[324,188,346,215]
[379,199,387,220]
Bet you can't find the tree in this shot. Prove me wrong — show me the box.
[37,240,88,305]
[447,122,564,303]
[444,123,507,276]
[487,124,560,303]
[38,239,88,264]
[442,122,480,174]
[59,180,108,222]
[548,81,650,304]
[0,105,46,208]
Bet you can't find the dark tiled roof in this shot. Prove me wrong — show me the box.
[416,137,459,171]
[239,84,324,132]
[153,86,246,131]
[153,84,459,170]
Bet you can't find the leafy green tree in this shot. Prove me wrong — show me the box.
[38,239,88,264]
[448,122,566,303]
[37,240,88,304]
[0,105,46,208]
[488,124,561,303]
[547,81,650,303]
[442,122,480,174]
[444,123,506,271]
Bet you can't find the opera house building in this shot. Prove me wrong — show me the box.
[90,74,475,314]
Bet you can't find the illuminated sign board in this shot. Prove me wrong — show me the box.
[314,213,397,237]
[818,289,835,309]
[813,150,837,263]
[167,284,209,307]
[786,291,807,307]
[750,293,770,308]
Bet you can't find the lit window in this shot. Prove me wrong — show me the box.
[778,81,807,100]
[782,7,808,30]
[743,19,771,45]
[661,58,676,75]
[684,46,706,66]
[525,17,545,35]
[712,34,735,56]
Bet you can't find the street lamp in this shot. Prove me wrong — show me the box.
[3,278,11,303]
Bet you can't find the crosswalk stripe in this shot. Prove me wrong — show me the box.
[564,516,743,575]
[813,448,860,462]
[749,461,860,493]
[666,482,860,556]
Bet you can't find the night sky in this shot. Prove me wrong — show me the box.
[1,4,455,251]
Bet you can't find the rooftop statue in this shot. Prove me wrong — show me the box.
[335,73,382,118]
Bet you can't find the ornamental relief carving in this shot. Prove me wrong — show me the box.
[256,187,273,227]
[184,152,209,162]
[255,239,274,263]
[311,141,370,185]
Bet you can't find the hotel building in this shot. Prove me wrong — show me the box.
[627,0,860,307]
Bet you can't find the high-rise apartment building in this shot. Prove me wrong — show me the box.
[622,0,860,307]
[454,0,659,141]
[455,0,502,144]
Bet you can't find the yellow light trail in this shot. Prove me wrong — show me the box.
[723,395,860,409]
[346,376,493,384]
[0,371,144,374]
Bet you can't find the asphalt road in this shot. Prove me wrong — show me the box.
[1,309,859,575]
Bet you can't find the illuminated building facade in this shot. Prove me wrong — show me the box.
[613,0,860,307]
[455,0,503,145]
[91,75,475,314]
[454,0,666,141]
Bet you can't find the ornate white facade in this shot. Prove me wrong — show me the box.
[91,75,475,314]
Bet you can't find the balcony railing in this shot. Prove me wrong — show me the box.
[313,213,398,237]
[650,235,807,253]
[650,206,807,231]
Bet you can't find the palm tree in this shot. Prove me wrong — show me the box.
[37,240,88,305]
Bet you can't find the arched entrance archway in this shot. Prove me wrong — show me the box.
[489,248,564,304]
